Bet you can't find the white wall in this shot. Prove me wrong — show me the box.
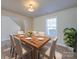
[2,10,33,32]
[33,7,77,46]
[1,16,20,41]
[1,10,33,41]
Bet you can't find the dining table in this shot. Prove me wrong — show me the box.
[14,34,50,59]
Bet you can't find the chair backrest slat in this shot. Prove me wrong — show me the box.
[49,37,58,59]
[9,35,16,47]
[32,31,38,36]
[17,31,24,34]
[38,32,45,36]
[14,37,22,57]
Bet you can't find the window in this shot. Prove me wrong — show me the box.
[46,18,57,36]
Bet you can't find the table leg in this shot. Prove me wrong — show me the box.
[36,50,40,59]
[31,49,34,59]
[32,48,40,59]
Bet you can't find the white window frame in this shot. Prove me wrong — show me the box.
[46,17,57,36]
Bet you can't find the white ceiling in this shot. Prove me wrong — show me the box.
[1,0,77,17]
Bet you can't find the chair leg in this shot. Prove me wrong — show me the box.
[54,55,56,59]
[10,46,14,57]
[10,46,12,54]
[30,51,32,59]
[12,48,15,57]
[15,53,17,59]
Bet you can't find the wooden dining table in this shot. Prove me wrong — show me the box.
[14,34,50,59]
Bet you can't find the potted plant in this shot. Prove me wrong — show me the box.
[63,28,77,52]
[27,31,32,37]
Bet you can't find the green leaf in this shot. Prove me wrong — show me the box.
[63,28,77,48]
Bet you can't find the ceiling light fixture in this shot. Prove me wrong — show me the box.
[24,0,39,12]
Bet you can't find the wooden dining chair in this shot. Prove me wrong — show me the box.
[38,32,45,36]
[17,31,24,34]
[14,36,33,59]
[32,31,38,36]
[9,34,16,57]
[39,37,57,59]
